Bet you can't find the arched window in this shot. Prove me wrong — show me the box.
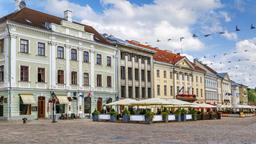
[71,49,77,60]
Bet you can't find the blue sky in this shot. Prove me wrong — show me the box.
[1,0,256,87]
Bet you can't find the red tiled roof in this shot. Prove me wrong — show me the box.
[127,40,184,64]
[0,7,110,45]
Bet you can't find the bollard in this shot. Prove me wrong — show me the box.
[22,118,27,124]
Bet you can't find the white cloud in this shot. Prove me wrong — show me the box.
[219,11,231,22]
[222,31,238,40]
[41,0,224,51]
[202,38,256,88]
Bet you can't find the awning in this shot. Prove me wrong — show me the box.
[20,94,36,105]
[57,96,69,104]
[106,98,137,106]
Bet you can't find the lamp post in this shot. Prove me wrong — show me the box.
[50,91,57,123]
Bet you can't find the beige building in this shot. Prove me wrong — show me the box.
[217,73,232,105]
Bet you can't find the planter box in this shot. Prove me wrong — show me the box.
[122,115,130,123]
[175,115,181,122]
[168,115,176,121]
[181,114,186,121]
[152,115,163,122]
[130,115,145,122]
[186,114,192,120]
[98,114,111,121]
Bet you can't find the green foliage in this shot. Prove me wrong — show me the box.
[161,111,169,119]
[109,109,118,117]
[174,108,182,115]
[122,108,130,116]
[189,109,197,115]
[92,109,100,116]
[180,109,187,114]
[248,88,256,104]
[145,110,155,119]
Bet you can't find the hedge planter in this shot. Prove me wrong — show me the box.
[197,113,202,120]
[110,115,117,122]
[122,115,130,123]
[145,116,153,124]
[92,115,99,121]
[192,114,197,121]
[181,114,186,121]
[162,116,168,123]
[175,114,181,122]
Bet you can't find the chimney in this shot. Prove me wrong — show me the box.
[64,10,72,22]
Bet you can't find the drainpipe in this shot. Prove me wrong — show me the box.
[6,21,11,120]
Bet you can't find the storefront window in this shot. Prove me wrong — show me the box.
[56,104,65,114]
[20,103,31,115]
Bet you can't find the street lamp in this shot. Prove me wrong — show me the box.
[50,91,57,123]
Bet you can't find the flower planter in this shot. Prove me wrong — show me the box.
[162,116,168,123]
[197,113,202,120]
[145,116,153,124]
[130,115,145,122]
[110,115,117,122]
[175,114,181,122]
[181,114,186,121]
[185,114,192,121]
[92,115,99,121]
[192,114,197,121]
[122,115,130,123]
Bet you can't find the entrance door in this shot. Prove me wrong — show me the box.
[38,96,45,119]
[84,97,91,113]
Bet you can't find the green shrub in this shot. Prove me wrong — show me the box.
[145,110,155,119]
[161,111,169,119]
[92,109,100,116]
[181,109,187,115]
[189,109,197,115]
[109,109,118,117]
[122,108,130,116]
[174,108,182,115]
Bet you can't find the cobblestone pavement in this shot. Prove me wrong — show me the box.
[0,117,256,144]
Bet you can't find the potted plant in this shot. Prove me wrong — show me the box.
[92,109,100,121]
[109,109,118,122]
[189,109,197,121]
[174,108,182,122]
[122,108,130,123]
[145,110,154,124]
[161,111,169,123]
[180,109,187,121]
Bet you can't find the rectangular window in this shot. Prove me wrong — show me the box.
[20,66,29,82]
[196,76,198,82]
[0,66,3,82]
[128,68,132,80]
[20,39,29,53]
[200,77,202,83]
[182,74,184,81]
[142,88,145,98]
[157,70,160,77]
[121,86,126,98]
[107,56,111,67]
[135,87,139,98]
[128,86,133,98]
[157,85,160,96]
[147,71,151,82]
[83,73,89,86]
[177,86,180,94]
[57,70,64,84]
[135,69,139,80]
[170,72,172,79]
[37,68,45,83]
[83,51,89,63]
[71,49,77,61]
[38,42,45,56]
[71,71,77,85]
[96,54,102,65]
[20,98,31,115]
[97,74,102,87]
[57,46,64,59]
[107,76,112,88]
[176,73,179,80]
[141,70,145,81]
[170,86,173,96]
[148,88,151,98]
[164,85,167,96]
[201,89,203,97]
[196,88,199,97]
[192,88,194,94]
[0,39,4,53]
[163,71,166,78]
[121,66,125,80]
[56,104,65,114]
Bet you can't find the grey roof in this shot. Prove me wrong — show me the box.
[217,73,227,78]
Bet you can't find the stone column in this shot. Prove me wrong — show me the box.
[66,46,71,88]
[145,60,148,98]
[138,59,142,99]
[10,35,16,87]
[4,36,9,87]
[78,48,83,88]
[132,57,135,99]
[49,42,56,89]
[125,56,128,98]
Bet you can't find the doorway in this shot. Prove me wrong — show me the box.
[38,96,45,119]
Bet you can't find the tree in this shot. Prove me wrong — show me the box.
[247,88,256,105]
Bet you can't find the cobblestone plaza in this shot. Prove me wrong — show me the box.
[0,117,255,144]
